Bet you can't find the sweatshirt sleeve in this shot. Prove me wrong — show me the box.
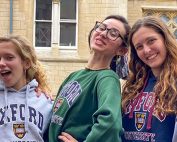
[83,76,124,142]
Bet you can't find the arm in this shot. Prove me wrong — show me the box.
[84,76,124,142]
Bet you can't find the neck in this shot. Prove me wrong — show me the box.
[86,54,112,70]
[151,68,161,77]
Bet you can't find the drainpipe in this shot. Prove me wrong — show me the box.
[10,0,13,34]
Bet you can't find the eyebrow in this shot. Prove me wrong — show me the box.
[134,36,156,46]
[134,43,141,48]
[102,22,121,32]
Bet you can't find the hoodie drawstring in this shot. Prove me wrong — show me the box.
[25,84,30,133]
[146,102,155,130]
[129,70,154,130]
[4,85,8,124]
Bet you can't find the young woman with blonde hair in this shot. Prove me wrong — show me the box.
[0,34,52,141]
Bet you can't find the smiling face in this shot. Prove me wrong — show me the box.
[132,26,167,76]
[90,18,126,57]
[0,41,30,90]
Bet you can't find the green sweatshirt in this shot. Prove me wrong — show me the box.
[49,68,124,142]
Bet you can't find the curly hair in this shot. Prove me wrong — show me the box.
[0,34,51,93]
[122,16,177,115]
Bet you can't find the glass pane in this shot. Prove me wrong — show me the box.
[146,13,152,16]
[36,0,52,20]
[160,14,170,23]
[60,23,76,46]
[35,22,51,47]
[174,30,177,39]
[173,16,177,24]
[60,0,76,19]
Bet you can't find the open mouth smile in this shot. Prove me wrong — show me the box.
[1,71,11,77]
[147,53,157,60]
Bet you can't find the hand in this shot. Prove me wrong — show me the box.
[58,132,78,142]
[35,87,54,101]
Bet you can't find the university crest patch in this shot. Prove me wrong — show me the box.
[54,98,64,113]
[13,124,26,139]
[135,112,146,131]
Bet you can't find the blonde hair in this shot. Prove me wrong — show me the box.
[122,16,177,115]
[0,34,51,93]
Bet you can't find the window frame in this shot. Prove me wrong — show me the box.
[33,0,78,51]
[142,6,177,40]
[58,0,78,51]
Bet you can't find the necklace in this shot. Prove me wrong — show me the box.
[85,66,110,71]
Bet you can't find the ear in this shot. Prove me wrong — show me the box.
[23,59,31,70]
[116,46,128,56]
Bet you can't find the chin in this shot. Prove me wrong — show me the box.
[3,82,13,88]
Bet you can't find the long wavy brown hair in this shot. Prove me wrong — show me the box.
[122,16,177,115]
[0,34,51,93]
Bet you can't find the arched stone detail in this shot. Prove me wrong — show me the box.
[143,10,177,38]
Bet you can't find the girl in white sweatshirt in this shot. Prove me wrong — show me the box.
[0,34,53,142]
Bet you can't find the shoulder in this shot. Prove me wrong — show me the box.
[69,69,85,76]
[28,89,53,106]
[38,92,54,103]
[64,69,83,79]
[33,93,53,112]
[97,69,119,80]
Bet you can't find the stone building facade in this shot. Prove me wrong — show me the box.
[0,0,176,97]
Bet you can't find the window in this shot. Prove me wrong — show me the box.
[34,0,77,50]
[59,0,77,49]
[143,9,177,40]
[35,0,52,48]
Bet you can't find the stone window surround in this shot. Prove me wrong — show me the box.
[142,6,177,38]
[34,0,78,58]
[141,6,177,11]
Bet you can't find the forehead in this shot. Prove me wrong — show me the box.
[0,41,18,53]
[102,18,126,36]
[132,26,159,44]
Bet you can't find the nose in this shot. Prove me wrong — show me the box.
[0,59,6,67]
[144,45,151,54]
[99,30,108,38]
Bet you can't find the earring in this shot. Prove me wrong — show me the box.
[90,49,93,54]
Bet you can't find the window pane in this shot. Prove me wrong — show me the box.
[161,14,170,23]
[174,30,177,39]
[146,13,152,16]
[60,23,76,46]
[36,0,52,20]
[60,0,76,19]
[35,22,51,47]
[173,16,177,24]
